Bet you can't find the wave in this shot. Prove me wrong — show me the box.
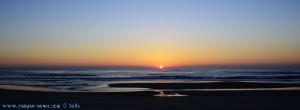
[1,68,300,91]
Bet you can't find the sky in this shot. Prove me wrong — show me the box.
[0,0,300,68]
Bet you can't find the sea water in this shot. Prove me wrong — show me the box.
[0,67,299,92]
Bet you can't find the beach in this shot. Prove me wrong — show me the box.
[1,81,300,110]
[1,0,300,110]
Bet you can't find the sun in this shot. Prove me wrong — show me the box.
[159,66,163,69]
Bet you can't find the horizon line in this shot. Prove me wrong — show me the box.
[1,64,299,69]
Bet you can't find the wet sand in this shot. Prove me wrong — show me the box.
[109,81,300,89]
[1,81,300,110]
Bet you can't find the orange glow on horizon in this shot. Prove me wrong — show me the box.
[0,40,299,67]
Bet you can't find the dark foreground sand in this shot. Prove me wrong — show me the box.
[1,82,300,110]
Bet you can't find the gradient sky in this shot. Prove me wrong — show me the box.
[0,0,300,68]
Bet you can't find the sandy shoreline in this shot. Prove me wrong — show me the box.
[1,81,300,110]
[109,81,300,89]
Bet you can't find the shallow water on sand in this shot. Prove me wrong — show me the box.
[0,68,300,92]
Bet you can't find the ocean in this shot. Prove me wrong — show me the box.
[0,68,300,92]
